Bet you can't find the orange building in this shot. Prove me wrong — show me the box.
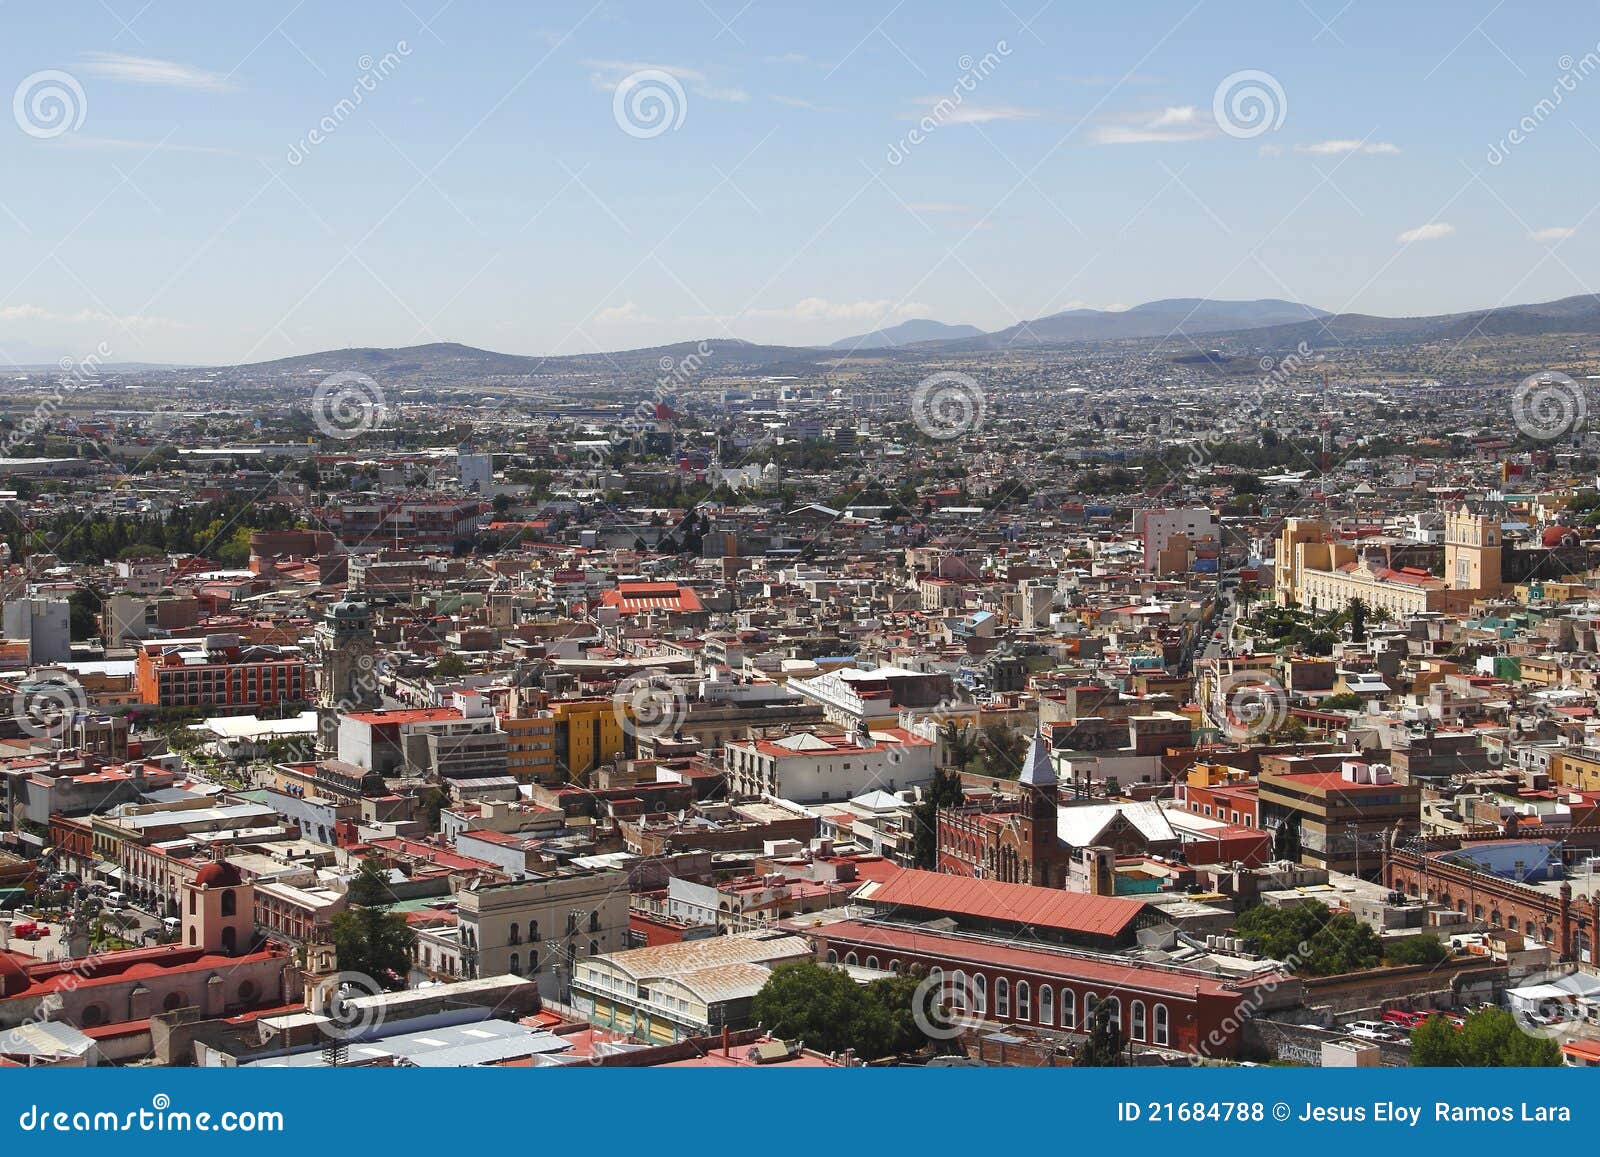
[133,634,308,710]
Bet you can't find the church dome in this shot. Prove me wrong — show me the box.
[192,860,243,888]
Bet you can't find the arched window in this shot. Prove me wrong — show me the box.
[1061,988,1075,1029]
[866,956,879,970]
[528,951,538,974]
[1016,981,1031,1021]
[995,977,1010,1018]
[588,940,599,956]
[509,951,520,974]
[220,889,237,917]
[1106,996,1121,1029]
[845,952,859,966]
[1131,1000,1147,1042]
[81,1004,108,1028]
[508,922,520,945]
[163,992,185,1012]
[951,971,967,1009]
[1083,992,1097,1020]
[1153,1004,1170,1046]
[1039,985,1054,1025]
[826,950,839,964]
[972,973,987,1014]
[589,911,601,933]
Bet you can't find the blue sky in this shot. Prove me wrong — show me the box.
[2,1,1598,365]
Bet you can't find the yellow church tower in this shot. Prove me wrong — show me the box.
[1443,501,1503,594]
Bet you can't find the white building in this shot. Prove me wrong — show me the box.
[723,726,936,803]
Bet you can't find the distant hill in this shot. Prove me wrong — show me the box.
[220,338,862,382]
[195,294,1600,384]
[828,318,984,350]
[946,299,1332,350]
[1214,293,1600,351]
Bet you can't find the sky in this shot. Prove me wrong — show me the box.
[2,1,1598,366]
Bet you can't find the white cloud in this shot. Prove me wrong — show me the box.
[1091,106,1214,144]
[0,304,182,330]
[79,52,232,91]
[1530,226,1576,242]
[1295,139,1400,155]
[594,302,654,325]
[772,95,840,112]
[583,59,747,102]
[904,99,1039,125]
[1397,222,1454,243]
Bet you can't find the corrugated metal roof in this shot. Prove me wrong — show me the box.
[863,869,1145,938]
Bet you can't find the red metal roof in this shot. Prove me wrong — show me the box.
[865,868,1145,938]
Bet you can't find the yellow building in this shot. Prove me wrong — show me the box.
[1443,501,1503,595]
[552,697,629,778]
[500,697,558,784]
[1550,747,1600,794]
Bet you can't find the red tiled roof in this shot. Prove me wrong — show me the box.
[822,919,1246,999]
[864,868,1145,938]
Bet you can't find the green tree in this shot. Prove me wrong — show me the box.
[1409,1007,1561,1067]
[979,725,1028,777]
[911,767,966,869]
[432,652,467,679]
[1076,998,1125,1066]
[752,961,928,1059]
[1347,597,1367,644]
[1234,900,1382,976]
[1385,934,1450,966]
[1320,692,1365,711]
[330,859,416,990]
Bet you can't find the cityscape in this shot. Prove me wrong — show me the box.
[1,2,1599,1086]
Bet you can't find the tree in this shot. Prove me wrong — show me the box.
[1076,999,1125,1066]
[1321,692,1365,711]
[432,652,467,679]
[330,859,416,990]
[1385,934,1450,966]
[1234,900,1382,976]
[1409,1007,1561,1067]
[752,962,929,1059]
[1347,597,1367,644]
[911,767,966,869]
[979,725,1028,777]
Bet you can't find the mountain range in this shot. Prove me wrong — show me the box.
[181,294,1600,382]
